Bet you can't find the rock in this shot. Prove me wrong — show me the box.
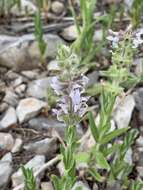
[16,98,47,123]
[93,30,103,41]
[0,102,8,113]
[61,25,78,41]
[136,166,143,178]
[47,60,60,71]
[11,0,37,16]
[24,137,57,156]
[124,0,134,9]
[0,107,17,129]
[136,136,143,147]
[28,117,83,138]
[86,71,99,87]
[113,95,135,129]
[21,70,39,80]
[12,76,24,87]
[0,34,63,71]
[0,133,14,151]
[0,153,13,189]
[57,161,64,176]
[93,183,98,190]
[134,58,143,76]
[4,90,19,107]
[26,77,52,99]
[12,155,45,187]
[106,183,121,190]
[134,88,143,121]
[6,71,21,80]
[71,181,91,190]
[15,84,26,96]
[28,117,66,134]
[79,129,95,152]
[12,138,23,153]
[41,182,54,190]
[51,1,65,15]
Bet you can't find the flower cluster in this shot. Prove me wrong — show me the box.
[51,75,89,125]
[107,28,143,48]
[133,28,143,48]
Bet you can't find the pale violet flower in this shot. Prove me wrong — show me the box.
[106,29,120,48]
[51,75,89,125]
[133,28,143,48]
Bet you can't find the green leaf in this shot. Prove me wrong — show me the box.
[88,111,99,142]
[95,151,110,170]
[75,152,90,164]
[51,175,61,190]
[88,168,105,182]
[100,127,129,145]
[103,143,120,157]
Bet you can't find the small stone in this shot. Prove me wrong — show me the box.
[136,136,143,147]
[11,0,37,16]
[113,95,135,129]
[6,71,20,80]
[61,25,78,41]
[24,137,57,156]
[27,77,52,99]
[134,88,143,121]
[71,181,91,190]
[0,133,14,151]
[0,34,63,71]
[28,117,83,138]
[12,155,45,187]
[93,30,103,41]
[134,58,143,76]
[106,183,121,190]
[21,70,39,80]
[0,107,17,129]
[4,90,19,107]
[47,60,60,71]
[51,1,64,15]
[79,129,95,152]
[136,166,143,178]
[0,102,8,113]
[0,153,13,189]
[86,71,99,88]
[15,84,26,95]
[93,183,98,190]
[41,182,54,190]
[57,161,64,176]
[12,138,23,153]
[124,0,134,9]
[16,98,47,123]
[12,76,24,87]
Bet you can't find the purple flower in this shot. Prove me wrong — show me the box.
[133,28,143,48]
[51,75,89,125]
[107,29,121,48]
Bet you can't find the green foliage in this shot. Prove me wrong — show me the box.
[0,0,21,16]
[84,33,140,187]
[52,126,78,190]
[36,0,48,11]
[21,166,37,190]
[130,180,143,190]
[34,11,47,64]
[70,0,97,64]
[131,0,143,28]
